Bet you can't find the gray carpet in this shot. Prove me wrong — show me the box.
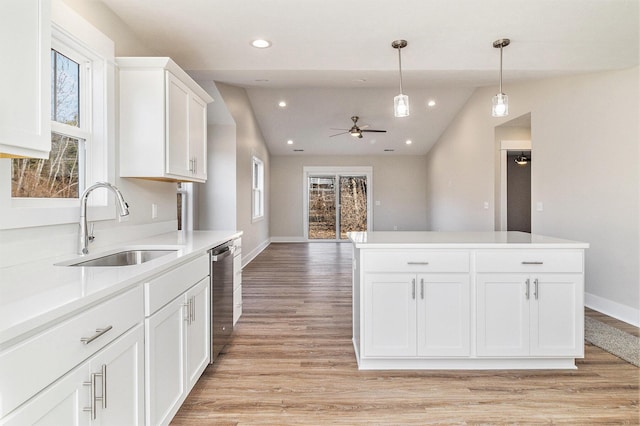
[585,316,640,367]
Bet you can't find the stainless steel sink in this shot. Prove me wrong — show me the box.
[67,249,177,267]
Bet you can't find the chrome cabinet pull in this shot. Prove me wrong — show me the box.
[83,377,95,419]
[420,278,424,300]
[82,364,106,419]
[190,297,195,322]
[521,261,543,265]
[407,261,429,265]
[534,278,539,300]
[183,302,191,323]
[80,325,113,345]
[525,278,530,300]
[411,278,416,300]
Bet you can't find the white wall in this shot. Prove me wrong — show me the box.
[425,67,640,325]
[197,124,237,230]
[216,83,271,262]
[270,155,429,239]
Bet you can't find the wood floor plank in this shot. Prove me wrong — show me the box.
[173,243,639,425]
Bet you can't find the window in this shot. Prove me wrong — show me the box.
[11,49,87,199]
[252,156,264,221]
[0,5,115,230]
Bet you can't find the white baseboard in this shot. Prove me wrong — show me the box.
[585,292,640,327]
[270,236,307,243]
[241,238,270,268]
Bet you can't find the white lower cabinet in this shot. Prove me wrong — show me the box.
[363,273,470,357]
[476,273,583,357]
[145,277,210,426]
[2,324,144,426]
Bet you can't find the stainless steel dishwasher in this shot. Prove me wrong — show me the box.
[210,242,234,363]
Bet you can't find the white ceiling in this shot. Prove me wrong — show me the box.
[99,0,639,156]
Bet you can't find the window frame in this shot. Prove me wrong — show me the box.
[252,156,264,222]
[0,12,115,229]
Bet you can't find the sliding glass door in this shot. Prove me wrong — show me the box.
[305,167,372,241]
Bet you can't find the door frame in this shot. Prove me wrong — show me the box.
[498,140,531,231]
[302,166,373,241]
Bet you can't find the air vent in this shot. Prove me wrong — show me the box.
[384,149,395,152]
[293,149,304,152]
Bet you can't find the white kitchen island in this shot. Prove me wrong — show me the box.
[348,231,589,370]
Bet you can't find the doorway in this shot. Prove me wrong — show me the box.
[506,151,531,232]
[498,140,532,232]
[303,167,372,241]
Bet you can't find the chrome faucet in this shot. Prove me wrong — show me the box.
[79,182,130,255]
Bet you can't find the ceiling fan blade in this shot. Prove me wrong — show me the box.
[361,129,387,133]
[330,128,349,131]
[359,124,369,130]
[329,131,349,137]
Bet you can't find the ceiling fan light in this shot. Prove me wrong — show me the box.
[492,93,508,117]
[394,94,410,117]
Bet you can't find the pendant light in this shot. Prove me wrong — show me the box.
[492,38,510,117]
[514,152,530,165]
[392,40,409,117]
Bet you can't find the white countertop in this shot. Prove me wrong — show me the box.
[348,231,589,249]
[0,230,241,346]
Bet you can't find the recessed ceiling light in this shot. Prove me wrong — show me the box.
[251,39,271,48]
[353,78,367,83]
[287,140,293,145]
[427,100,436,107]
[278,101,287,108]
[405,140,412,145]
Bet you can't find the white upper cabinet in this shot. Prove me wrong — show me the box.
[0,0,51,159]
[117,57,213,183]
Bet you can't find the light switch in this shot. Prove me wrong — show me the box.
[536,202,544,212]
[375,200,381,206]
[483,201,489,209]
[152,203,158,219]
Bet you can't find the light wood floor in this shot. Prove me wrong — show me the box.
[173,243,639,425]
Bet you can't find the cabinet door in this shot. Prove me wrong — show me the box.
[0,0,51,158]
[417,274,470,357]
[188,94,207,181]
[166,72,190,178]
[530,274,583,357]
[363,273,416,357]
[186,278,211,390]
[1,364,90,426]
[476,274,530,356]
[145,297,186,426]
[91,324,144,426]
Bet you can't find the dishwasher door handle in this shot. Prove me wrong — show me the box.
[212,246,233,262]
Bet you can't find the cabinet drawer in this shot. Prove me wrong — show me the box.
[363,250,469,273]
[475,250,583,273]
[145,254,209,316]
[0,286,142,417]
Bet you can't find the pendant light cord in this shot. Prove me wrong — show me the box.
[398,48,404,95]
[499,45,503,94]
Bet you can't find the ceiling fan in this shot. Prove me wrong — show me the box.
[330,116,387,139]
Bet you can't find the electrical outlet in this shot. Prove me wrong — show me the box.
[393,225,398,231]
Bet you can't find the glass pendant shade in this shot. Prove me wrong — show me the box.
[394,94,410,117]
[492,93,508,117]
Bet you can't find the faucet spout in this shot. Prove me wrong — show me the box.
[79,182,130,255]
